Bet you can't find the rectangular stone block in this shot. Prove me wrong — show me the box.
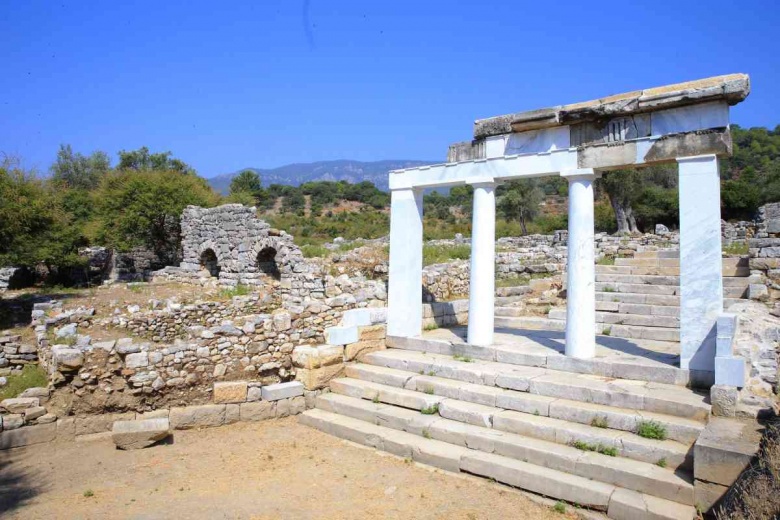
[169,404,226,430]
[296,364,344,390]
[292,344,344,369]
[325,326,358,346]
[213,381,248,404]
[75,412,135,436]
[240,401,276,422]
[695,417,760,486]
[111,418,170,450]
[344,339,385,361]
[358,324,386,341]
[0,422,57,449]
[261,381,304,401]
[694,479,729,513]
[342,309,372,327]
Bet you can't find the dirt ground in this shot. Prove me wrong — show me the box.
[0,417,578,520]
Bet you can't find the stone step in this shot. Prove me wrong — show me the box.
[346,363,703,443]
[596,282,680,296]
[633,250,681,259]
[615,257,680,267]
[299,409,696,518]
[316,392,695,505]
[329,378,694,470]
[595,301,680,316]
[596,274,680,286]
[496,286,533,297]
[364,349,710,421]
[596,263,749,277]
[387,335,688,386]
[548,309,680,329]
[494,295,526,306]
[596,292,680,305]
[496,314,681,342]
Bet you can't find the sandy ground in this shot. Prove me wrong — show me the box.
[0,417,577,520]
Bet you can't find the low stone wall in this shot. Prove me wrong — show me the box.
[0,333,37,373]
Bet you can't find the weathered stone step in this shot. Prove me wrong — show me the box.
[364,349,710,421]
[596,259,749,277]
[596,292,680,306]
[495,295,526,306]
[329,378,693,470]
[299,409,696,518]
[615,257,680,267]
[549,309,680,329]
[496,314,681,342]
[496,286,533,297]
[495,315,566,331]
[346,363,703,443]
[595,301,680,316]
[633,250,681,259]
[316,392,695,505]
[596,282,680,296]
[387,335,689,387]
[596,274,680,286]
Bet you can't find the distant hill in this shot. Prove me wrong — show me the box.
[208,159,435,193]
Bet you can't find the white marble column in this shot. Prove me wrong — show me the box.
[562,169,598,359]
[467,180,496,346]
[678,155,723,377]
[387,187,424,337]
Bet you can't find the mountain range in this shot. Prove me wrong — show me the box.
[207,159,436,193]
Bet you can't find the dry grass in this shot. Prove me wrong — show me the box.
[715,420,780,520]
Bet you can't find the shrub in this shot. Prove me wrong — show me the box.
[420,404,439,415]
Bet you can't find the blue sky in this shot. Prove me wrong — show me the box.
[1,0,778,178]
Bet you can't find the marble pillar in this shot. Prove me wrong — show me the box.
[678,155,723,376]
[467,180,496,346]
[562,169,598,359]
[387,188,424,337]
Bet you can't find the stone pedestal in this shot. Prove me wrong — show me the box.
[562,169,597,359]
[678,155,723,375]
[387,188,424,337]
[467,180,496,346]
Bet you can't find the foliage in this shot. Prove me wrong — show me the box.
[0,364,49,400]
[422,244,471,266]
[570,440,617,456]
[636,420,667,440]
[95,169,218,255]
[230,169,262,195]
[300,244,329,258]
[420,403,439,415]
[0,157,86,269]
[723,241,749,256]
[50,144,111,190]
[497,179,544,235]
[219,284,252,299]
[117,146,194,175]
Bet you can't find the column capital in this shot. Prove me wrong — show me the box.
[465,177,496,187]
[560,168,600,181]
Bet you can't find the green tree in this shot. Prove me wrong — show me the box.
[0,156,84,269]
[229,169,262,195]
[95,169,218,258]
[598,170,644,234]
[117,146,194,175]
[50,144,111,190]
[497,180,543,235]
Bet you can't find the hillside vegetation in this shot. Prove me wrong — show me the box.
[1,125,778,280]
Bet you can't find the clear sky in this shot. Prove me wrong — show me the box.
[1,0,778,178]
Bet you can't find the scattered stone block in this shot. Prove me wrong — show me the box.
[125,352,149,369]
[23,406,47,422]
[710,385,738,417]
[19,387,50,399]
[213,381,248,404]
[246,386,263,402]
[747,283,769,301]
[695,417,761,487]
[694,479,729,512]
[0,422,57,449]
[261,381,304,401]
[3,414,24,430]
[55,323,77,338]
[75,412,135,436]
[342,309,372,327]
[112,418,170,450]
[292,344,344,369]
[169,404,226,430]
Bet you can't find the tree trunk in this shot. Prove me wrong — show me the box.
[610,198,631,234]
[520,216,528,236]
[625,205,640,234]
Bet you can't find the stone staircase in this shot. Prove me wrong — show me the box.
[495,250,755,343]
[301,336,707,519]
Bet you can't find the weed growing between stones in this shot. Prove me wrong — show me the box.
[553,501,566,514]
[420,404,439,415]
[602,327,611,336]
[656,458,667,468]
[423,387,434,395]
[422,428,431,439]
[372,395,381,404]
[570,440,617,457]
[453,354,473,363]
[83,489,94,498]
[218,284,251,299]
[603,286,616,293]
[423,323,439,331]
[597,256,615,266]
[591,416,609,428]
[637,420,667,440]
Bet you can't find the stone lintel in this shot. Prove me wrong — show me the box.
[473,73,750,139]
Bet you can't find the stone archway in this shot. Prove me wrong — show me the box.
[256,246,281,280]
[200,249,221,277]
